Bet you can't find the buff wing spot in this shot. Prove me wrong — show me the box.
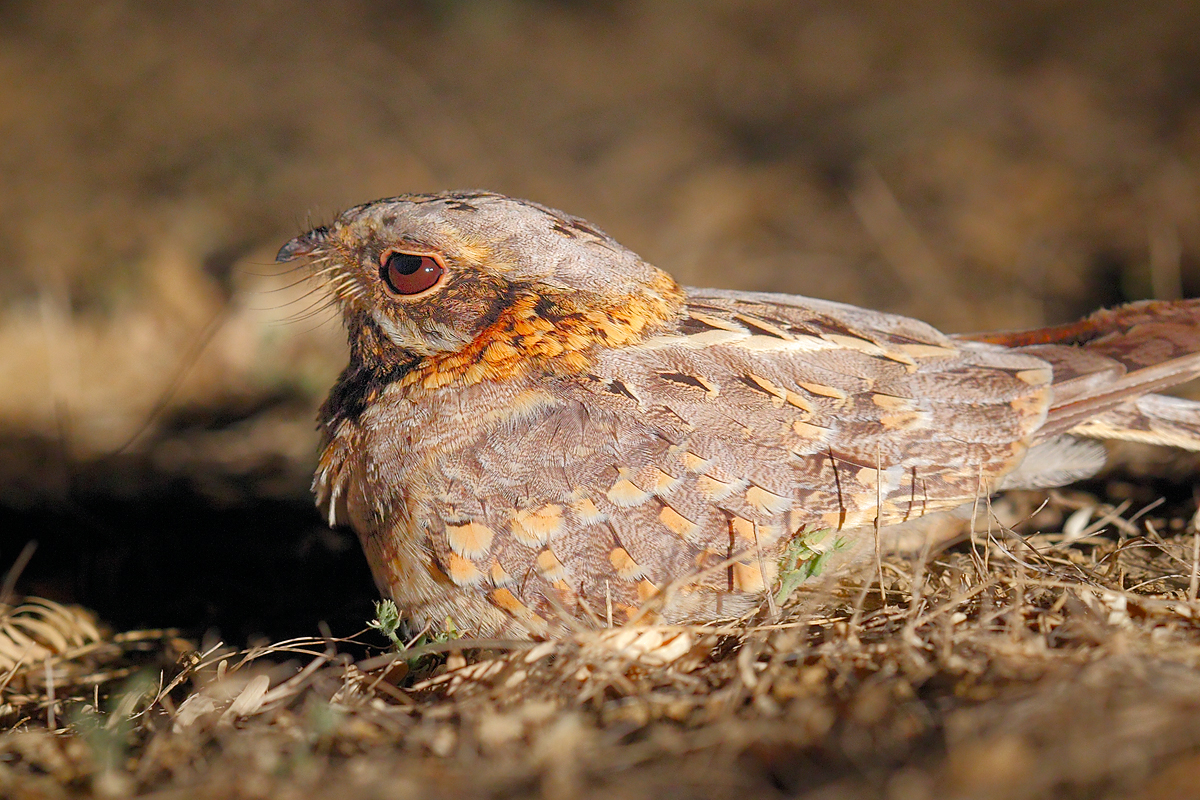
[785,390,816,413]
[746,485,793,514]
[730,515,756,543]
[637,579,659,603]
[880,410,931,430]
[607,468,651,507]
[490,587,531,616]
[490,560,515,587]
[570,496,607,523]
[731,516,780,547]
[659,503,700,541]
[1015,368,1052,385]
[732,313,794,340]
[609,547,646,580]
[822,333,887,356]
[792,420,830,440]
[852,466,880,489]
[871,393,912,411]
[696,474,748,502]
[742,373,788,408]
[536,549,568,583]
[647,468,683,495]
[446,522,494,559]
[732,560,776,593]
[511,505,564,546]
[446,553,485,586]
[686,310,745,333]
[798,382,849,401]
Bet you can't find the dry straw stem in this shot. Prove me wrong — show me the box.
[0,598,186,721]
[4,490,1200,798]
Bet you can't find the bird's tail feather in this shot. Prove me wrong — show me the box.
[961,299,1200,442]
[1069,393,1200,452]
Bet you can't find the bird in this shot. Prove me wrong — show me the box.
[277,190,1200,639]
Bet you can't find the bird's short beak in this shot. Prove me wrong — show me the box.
[276,226,331,262]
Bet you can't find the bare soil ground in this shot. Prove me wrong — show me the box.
[3,1,1200,797]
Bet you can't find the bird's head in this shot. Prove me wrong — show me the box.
[277,192,684,379]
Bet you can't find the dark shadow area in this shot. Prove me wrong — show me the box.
[0,431,377,647]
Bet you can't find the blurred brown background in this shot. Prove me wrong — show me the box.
[2,0,1200,641]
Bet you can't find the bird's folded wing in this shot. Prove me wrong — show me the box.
[429,290,1057,622]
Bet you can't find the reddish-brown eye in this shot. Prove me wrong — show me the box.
[379,250,445,295]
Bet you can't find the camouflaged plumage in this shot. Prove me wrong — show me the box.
[278,191,1200,638]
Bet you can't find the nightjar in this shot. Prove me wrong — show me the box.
[278,191,1200,638]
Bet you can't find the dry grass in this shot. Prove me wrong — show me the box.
[4,490,1200,799]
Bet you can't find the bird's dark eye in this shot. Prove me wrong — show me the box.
[379,250,445,295]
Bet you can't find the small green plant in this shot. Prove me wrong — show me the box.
[774,528,852,605]
[367,599,403,647]
[367,601,461,667]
